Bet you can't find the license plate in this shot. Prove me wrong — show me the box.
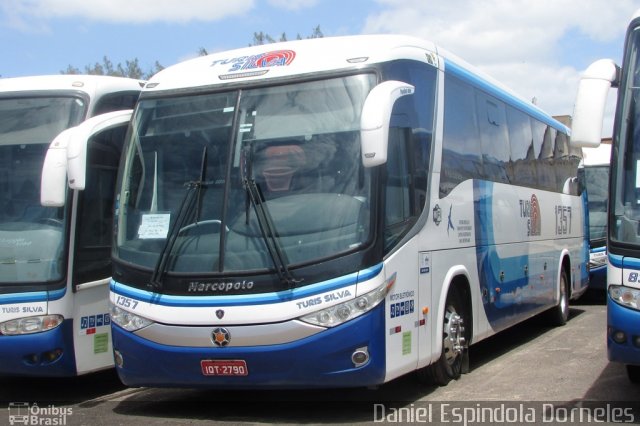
[201,359,248,376]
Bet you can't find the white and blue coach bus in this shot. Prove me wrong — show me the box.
[572,9,640,382]
[108,35,587,388]
[0,75,142,376]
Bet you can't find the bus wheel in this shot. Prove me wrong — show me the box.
[548,268,570,326]
[626,365,640,383]
[419,288,468,386]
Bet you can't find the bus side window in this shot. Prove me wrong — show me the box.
[441,74,482,197]
[535,123,557,191]
[384,124,413,251]
[476,92,509,184]
[73,123,127,286]
[506,106,536,188]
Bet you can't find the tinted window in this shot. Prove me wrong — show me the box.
[382,60,437,251]
[476,93,509,184]
[441,75,482,197]
[74,123,127,285]
[506,105,536,187]
[93,91,140,116]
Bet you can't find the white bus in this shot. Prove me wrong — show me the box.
[572,9,640,382]
[0,75,142,376]
[107,35,588,388]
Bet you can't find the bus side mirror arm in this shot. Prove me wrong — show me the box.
[360,80,415,168]
[571,59,620,148]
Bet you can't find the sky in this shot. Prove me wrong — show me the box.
[1,0,639,137]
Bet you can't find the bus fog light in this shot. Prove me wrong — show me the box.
[43,349,63,363]
[352,346,369,367]
[612,330,627,344]
[633,336,640,348]
[114,350,124,368]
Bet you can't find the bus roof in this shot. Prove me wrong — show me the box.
[143,34,566,133]
[145,35,439,93]
[0,75,145,98]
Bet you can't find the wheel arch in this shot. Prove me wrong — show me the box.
[557,249,572,302]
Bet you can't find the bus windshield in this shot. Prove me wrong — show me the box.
[115,73,378,275]
[0,96,85,284]
[612,27,640,245]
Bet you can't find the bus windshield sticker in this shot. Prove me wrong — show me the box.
[138,213,170,239]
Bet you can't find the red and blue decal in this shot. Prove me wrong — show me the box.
[211,50,296,73]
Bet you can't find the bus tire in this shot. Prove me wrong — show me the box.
[626,365,640,383]
[548,267,570,326]
[419,287,468,386]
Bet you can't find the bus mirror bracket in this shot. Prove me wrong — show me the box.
[41,129,73,207]
[360,80,415,168]
[571,59,620,148]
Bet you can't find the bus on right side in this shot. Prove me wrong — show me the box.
[572,9,640,382]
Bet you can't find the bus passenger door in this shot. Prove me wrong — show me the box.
[69,114,131,374]
[417,251,432,367]
[383,241,421,381]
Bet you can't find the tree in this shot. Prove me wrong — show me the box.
[61,26,323,78]
[250,25,323,46]
[62,56,163,80]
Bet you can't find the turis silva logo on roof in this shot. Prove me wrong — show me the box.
[211,50,296,73]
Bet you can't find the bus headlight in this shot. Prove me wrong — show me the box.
[0,314,64,335]
[609,285,640,311]
[299,274,395,327]
[110,304,153,331]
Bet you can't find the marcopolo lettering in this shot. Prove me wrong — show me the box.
[188,280,254,293]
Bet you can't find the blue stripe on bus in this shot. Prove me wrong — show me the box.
[0,287,66,304]
[111,263,384,307]
[444,59,569,133]
[591,246,607,254]
[609,253,640,270]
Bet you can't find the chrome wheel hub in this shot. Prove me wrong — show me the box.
[443,310,466,364]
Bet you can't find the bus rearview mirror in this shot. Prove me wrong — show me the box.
[360,80,415,167]
[571,59,620,148]
[41,129,72,207]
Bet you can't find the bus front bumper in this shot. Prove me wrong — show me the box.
[0,319,76,377]
[112,303,386,389]
[607,293,640,366]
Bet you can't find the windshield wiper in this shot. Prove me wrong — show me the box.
[149,146,208,291]
[241,143,300,289]
[244,178,300,289]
